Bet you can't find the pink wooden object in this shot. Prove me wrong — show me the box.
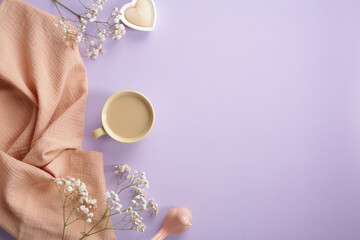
[151,207,192,240]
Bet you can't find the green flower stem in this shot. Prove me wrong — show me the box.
[53,0,81,18]
[65,205,76,224]
[77,0,86,9]
[62,191,67,240]
[79,204,110,240]
[117,184,134,195]
[67,217,80,226]
[81,227,133,238]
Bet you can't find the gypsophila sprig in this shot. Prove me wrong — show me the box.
[54,19,82,48]
[54,164,159,239]
[54,177,97,240]
[53,0,126,59]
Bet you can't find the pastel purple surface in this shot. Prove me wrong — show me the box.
[1,0,360,239]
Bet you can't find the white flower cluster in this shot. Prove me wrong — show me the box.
[84,21,124,59]
[54,163,159,237]
[111,8,126,40]
[54,19,82,48]
[131,187,159,215]
[79,18,88,34]
[115,164,131,174]
[112,164,159,232]
[148,198,159,215]
[105,191,123,214]
[54,0,127,59]
[126,207,146,232]
[54,177,97,223]
[85,0,107,23]
[86,28,107,59]
[82,3,125,59]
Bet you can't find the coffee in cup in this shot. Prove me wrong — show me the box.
[92,90,154,143]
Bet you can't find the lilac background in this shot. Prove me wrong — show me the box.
[1,0,360,239]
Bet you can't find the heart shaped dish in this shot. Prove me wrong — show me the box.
[120,0,156,31]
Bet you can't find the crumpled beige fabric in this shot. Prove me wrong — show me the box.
[0,0,116,239]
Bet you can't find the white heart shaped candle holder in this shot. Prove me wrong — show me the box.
[120,0,156,31]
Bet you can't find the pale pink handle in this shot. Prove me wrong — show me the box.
[151,228,168,240]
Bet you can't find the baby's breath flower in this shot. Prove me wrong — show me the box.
[53,0,126,59]
[55,162,158,238]
[75,179,81,186]
[54,176,97,234]
[105,191,111,199]
[79,183,86,192]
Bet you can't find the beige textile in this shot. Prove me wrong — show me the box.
[0,0,116,239]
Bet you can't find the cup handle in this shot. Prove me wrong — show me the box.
[92,126,106,139]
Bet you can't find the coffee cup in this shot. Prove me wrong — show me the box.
[92,90,155,143]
